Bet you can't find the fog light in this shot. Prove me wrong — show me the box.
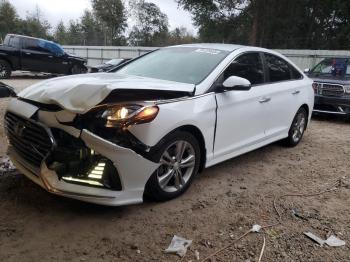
[61,176,104,187]
[61,159,122,190]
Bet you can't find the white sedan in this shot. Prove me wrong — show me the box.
[4,44,314,205]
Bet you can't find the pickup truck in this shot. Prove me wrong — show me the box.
[305,57,350,117]
[0,34,87,79]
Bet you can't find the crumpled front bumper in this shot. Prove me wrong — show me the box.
[314,94,350,115]
[8,129,160,206]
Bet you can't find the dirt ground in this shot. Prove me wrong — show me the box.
[0,75,349,262]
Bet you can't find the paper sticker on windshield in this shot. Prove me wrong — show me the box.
[195,48,222,55]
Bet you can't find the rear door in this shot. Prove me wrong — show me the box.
[214,52,267,158]
[261,53,304,137]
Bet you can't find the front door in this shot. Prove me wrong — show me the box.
[214,52,267,159]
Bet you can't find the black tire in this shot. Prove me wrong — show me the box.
[145,131,201,201]
[70,64,87,75]
[283,107,308,147]
[0,59,12,79]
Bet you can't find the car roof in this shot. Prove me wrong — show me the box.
[168,43,245,52]
[7,34,51,43]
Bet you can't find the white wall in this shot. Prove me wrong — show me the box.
[63,45,350,69]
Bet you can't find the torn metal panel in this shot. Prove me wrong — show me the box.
[18,73,195,114]
[7,98,38,119]
[38,110,81,138]
[81,130,160,193]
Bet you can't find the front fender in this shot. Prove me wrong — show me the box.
[128,93,217,160]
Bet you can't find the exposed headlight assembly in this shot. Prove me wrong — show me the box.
[344,85,350,94]
[101,105,159,128]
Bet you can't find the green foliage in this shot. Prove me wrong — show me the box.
[65,20,84,45]
[167,27,197,45]
[80,10,104,45]
[91,0,127,45]
[0,0,18,41]
[177,0,350,49]
[17,5,51,39]
[54,21,67,45]
[128,0,169,46]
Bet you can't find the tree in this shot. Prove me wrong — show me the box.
[177,0,350,49]
[54,21,67,44]
[91,0,127,45]
[0,0,19,41]
[128,0,169,46]
[167,27,197,45]
[66,20,83,45]
[80,9,104,45]
[18,5,51,39]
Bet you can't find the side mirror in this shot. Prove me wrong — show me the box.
[221,76,252,91]
[0,82,16,98]
[304,68,310,74]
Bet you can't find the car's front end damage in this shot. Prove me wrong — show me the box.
[4,73,206,206]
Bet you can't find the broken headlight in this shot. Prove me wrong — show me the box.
[344,85,350,94]
[101,105,159,128]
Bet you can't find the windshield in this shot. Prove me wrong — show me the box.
[310,58,350,77]
[117,47,230,84]
[106,59,124,65]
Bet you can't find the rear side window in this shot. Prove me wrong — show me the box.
[8,37,20,48]
[265,54,292,82]
[224,53,264,85]
[291,66,303,79]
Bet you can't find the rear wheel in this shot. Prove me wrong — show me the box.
[283,107,307,147]
[145,131,201,201]
[0,60,11,79]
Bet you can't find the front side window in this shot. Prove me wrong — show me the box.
[23,38,40,51]
[265,54,292,82]
[223,53,264,85]
[117,47,230,85]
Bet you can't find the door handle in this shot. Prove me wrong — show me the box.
[48,56,53,58]
[292,90,300,95]
[25,52,31,55]
[259,97,271,103]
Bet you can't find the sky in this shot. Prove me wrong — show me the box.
[9,0,197,34]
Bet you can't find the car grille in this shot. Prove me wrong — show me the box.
[5,112,54,168]
[320,83,345,97]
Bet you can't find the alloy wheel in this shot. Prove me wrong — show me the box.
[0,64,6,78]
[157,140,196,193]
[292,111,306,143]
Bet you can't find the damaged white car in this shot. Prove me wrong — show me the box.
[4,44,314,206]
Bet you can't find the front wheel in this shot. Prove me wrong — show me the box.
[145,131,201,201]
[283,107,308,147]
[0,59,11,79]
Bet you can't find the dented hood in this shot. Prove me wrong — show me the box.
[18,73,195,113]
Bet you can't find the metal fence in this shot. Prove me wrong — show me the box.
[63,45,350,70]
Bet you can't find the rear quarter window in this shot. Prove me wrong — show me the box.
[265,53,302,82]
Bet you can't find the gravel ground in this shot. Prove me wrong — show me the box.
[0,76,349,262]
